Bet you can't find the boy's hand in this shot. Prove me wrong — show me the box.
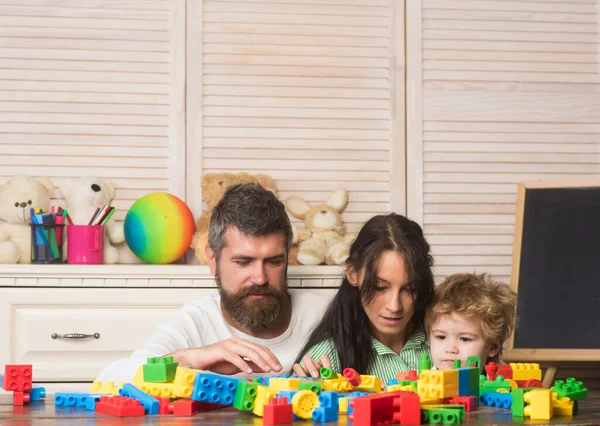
[172,336,283,375]
[292,354,331,378]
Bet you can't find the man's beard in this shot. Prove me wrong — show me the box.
[216,268,289,332]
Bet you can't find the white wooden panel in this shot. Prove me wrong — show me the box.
[0,0,185,225]
[189,0,405,235]
[408,0,600,283]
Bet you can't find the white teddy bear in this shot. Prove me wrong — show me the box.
[58,177,125,264]
[285,188,356,265]
[0,176,55,264]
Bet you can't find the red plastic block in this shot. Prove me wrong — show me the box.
[497,364,513,380]
[445,396,478,412]
[516,379,543,388]
[3,365,33,392]
[96,395,145,417]
[156,396,173,415]
[392,391,421,425]
[485,362,498,381]
[13,391,31,406]
[350,391,414,426]
[343,368,362,386]
[172,399,222,416]
[264,396,293,425]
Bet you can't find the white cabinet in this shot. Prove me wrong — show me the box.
[0,264,341,383]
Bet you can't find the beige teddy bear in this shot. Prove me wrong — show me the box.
[285,188,355,265]
[58,177,125,264]
[0,176,55,263]
[190,172,277,264]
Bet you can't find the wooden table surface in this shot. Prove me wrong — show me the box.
[1,395,599,425]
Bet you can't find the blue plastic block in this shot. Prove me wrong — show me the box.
[481,392,512,409]
[319,391,338,409]
[457,368,471,396]
[119,383,159,415]
[387,379,398,386]
[85,396,99,411]
[30,386,46,401]
[192,373,239,406]
[55,393,101,407]
[313,406,338,422]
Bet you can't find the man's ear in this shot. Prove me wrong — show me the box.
[206,244,217,275]
[346,265,359,287]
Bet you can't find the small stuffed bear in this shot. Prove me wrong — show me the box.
[190,172,277,264]
[285,188,355,266]
[58,177,125,264]
[0,176,55,263]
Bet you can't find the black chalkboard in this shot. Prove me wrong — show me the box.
[509,182,600,358]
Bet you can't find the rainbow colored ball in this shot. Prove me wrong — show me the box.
[124,192,195,264]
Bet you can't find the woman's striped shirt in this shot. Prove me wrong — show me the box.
[302,328,431,385]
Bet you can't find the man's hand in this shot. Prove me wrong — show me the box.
[292,354,331,378]
[172,336,283,375]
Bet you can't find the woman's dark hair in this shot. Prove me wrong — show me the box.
[294,213,435,373]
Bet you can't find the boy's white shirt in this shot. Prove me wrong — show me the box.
[96,289,329,383]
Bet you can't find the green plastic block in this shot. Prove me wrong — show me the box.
[298,380,322,395]
[142,356,178,383]
[421,406,464,425]
[418,353,432,375]
[551,378,588,401]
[510,388,534,417]
[319,367,338,380]
[234,382,258,411]
[480,376,510,394]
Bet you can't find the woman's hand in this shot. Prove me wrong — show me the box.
[292,354,332,378]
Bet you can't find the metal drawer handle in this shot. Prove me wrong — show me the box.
[51,333,100,340]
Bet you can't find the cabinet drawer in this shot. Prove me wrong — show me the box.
[0,288,208,381]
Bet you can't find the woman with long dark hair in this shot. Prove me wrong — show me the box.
[292,213,435,384]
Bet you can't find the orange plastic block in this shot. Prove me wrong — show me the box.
[418,370,458,399]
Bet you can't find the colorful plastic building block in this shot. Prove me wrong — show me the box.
[142,356,178,383]
[312,391,338,422]
[13,391,30,406]
[456,367,479,398]
[156,396,173,415]
[291,390,320,419]
[95,395,145,417]
[419,370,458,399]
[319,367,338,380]
[298,380,322,394]
[480,376,510,394]
[354,375,382,393]
[253,385,277,417]
[484,362,498,381]
[89,380,124,396]
[172,399,220,416]
[510,363,541,381]
[172,367,202,398]
[268,377,299,393]
[421,406,464,425]
[523,389,553,420]
[445,396,477,412]
[264,396,294,425]
[234,381,258,411]
[55,393,102,407]
[480,392,512,408]
[29,386,46,402]
[119,383,159,415]
[418,354,432,375]
[2,364,32,392]
[192,373,239,405]
[343,368,362,386]
[551,378,588,401]
[496,364,513,379]
[552,394,574,417]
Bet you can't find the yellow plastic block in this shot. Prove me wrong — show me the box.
[510,363,542,381]
[131,365,144,387]
[138,381,175,398]
[386,384,403,392]
[339,397,348,414]
[419,396,444,405]
[524,389,553,420]
[268,377,299,393]
[552,393,573,417]
[354,375,382,393]
[322,378,352,392]
[506,379,518,390]
[252,385,277,417]
[173,367,203,398]
[291,390,320,419]
[400,384,416,392]
[89,380,124,396]
[418,370,458,399]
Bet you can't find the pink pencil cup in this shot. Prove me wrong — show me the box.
[67,225,104,264]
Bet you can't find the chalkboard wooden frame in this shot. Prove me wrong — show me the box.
[504,179,600,362]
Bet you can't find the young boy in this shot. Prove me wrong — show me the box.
[425,273,517,370]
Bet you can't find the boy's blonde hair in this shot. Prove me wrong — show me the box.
[425,273,518,362]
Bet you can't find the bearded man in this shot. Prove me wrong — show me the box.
[96,183,329,382]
